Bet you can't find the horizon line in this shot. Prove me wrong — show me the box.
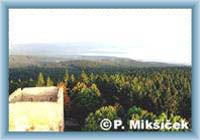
[9,54,192,66]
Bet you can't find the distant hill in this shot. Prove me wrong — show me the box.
[9,43,119,56]
[9,44,190,67]
[9,55,178,68]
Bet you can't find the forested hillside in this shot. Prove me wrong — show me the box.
[9,57,191,131]
[9,55,178,68]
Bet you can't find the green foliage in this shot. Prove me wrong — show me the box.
[46,76,54,86]
[84,105,119,131]
[68,74,76,88]
[70,82,103,125]
[127,106,156,122]
[156,112,188,131]
[64,67,69,85]
[9,66,191,131]
[127,106,188,131]
[80,70,89,84]
[179,92,191,120]
[36,72,45,87]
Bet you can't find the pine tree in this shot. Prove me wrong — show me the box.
[89,73,95,83]
[36,72,45,87]
[80,70,89,84]
[46,76,54,86]
[70,74,75,83]
[64,67,69,85]
[68,74,76,88]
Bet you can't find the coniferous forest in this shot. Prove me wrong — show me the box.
[9,57,191,131]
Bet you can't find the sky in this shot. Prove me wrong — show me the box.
[9,9,191,65]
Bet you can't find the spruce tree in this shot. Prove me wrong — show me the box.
[46,76,54,86]
[64,67,69,85]
[36,72,45,87]
[80,70,89,84]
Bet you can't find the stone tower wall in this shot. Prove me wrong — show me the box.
[9,86,64,132]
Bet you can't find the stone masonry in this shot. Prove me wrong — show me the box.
[9,86,64,132]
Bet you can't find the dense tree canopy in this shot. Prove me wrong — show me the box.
[9,66,191,131]
[84,105,119,131]
[69,82,103,125]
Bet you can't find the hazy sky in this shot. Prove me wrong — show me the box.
[9,9,191,65]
